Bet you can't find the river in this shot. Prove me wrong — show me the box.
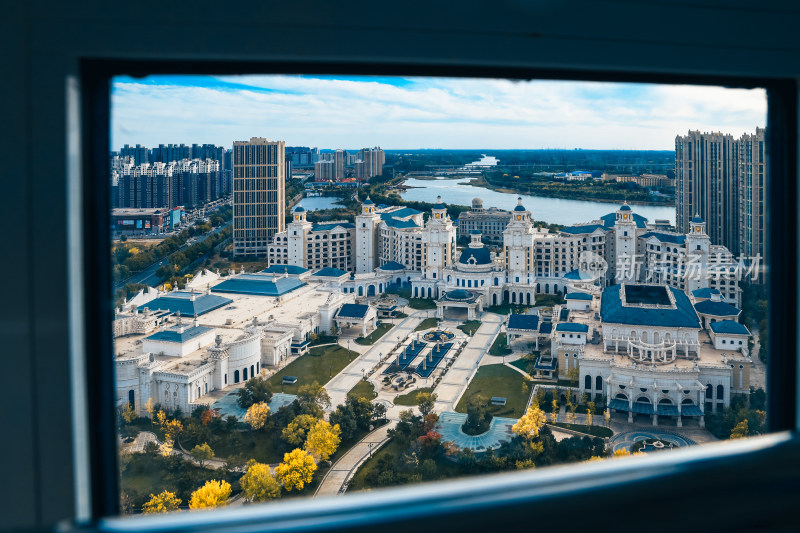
[399,177,676,226]
[296,196,345,211]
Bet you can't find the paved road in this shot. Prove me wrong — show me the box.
[115,220,231,290]
[314,421,397,497]
[325,313,424,410]
[432,313,503,412]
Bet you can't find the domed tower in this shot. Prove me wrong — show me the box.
[685,214,711,294]
[288,204,312,267]
[422,195,456,285]
[471,197,484,213]
[503,197,534,284]
[355,196,380,274]
[614,202,637,282]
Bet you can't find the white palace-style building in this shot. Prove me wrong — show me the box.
[115,195,752,421]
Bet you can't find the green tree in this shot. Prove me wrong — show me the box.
[237,375,273,408]
[298,381,331,410]
[417,392,437,417]
[462,395,491,435]
[190,442,214,467]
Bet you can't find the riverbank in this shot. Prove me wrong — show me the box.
[459,175,674,207]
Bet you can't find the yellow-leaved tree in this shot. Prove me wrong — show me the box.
[512,405,547,440]
[159,440,173,457]
[142,490,182,514]
[163,419,183,442]
[155,410,167,427]
[144,398,155,424]
[304,420,341,462]
[244,402,270,430]
[240,460,281,502]
[188,480,231,509]
[190,442,214,467]
[281,414,318,446]
[730,419,749,439]
[121,403,137,424]
[275,449,317,492]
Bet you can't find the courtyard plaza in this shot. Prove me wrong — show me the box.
[324,311,428,412]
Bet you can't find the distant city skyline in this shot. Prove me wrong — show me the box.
[112,75,767,151]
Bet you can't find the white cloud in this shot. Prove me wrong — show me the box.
[111,75,767,150]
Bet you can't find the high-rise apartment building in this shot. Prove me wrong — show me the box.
[334,149,345,181]
[675,131,739,254]
[738,128,767,260]
[358,147,385,180]
[232,137,285,257]
[675,128,767,265]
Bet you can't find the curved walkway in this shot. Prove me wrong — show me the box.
[314,420,397,497]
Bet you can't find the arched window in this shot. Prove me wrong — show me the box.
[197,386,201,398]
[224,374,227,384]
[584,375,592,390]
[205,383,208,394]
[128,390,135,409]
[256,362,259,374]
[706,384,713,399]
[243,368,248,380]
[717,384,724,400]
[251,365,255,378]
[234,370,240,383]
[596,375,603,391]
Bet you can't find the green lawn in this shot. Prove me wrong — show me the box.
[550,422,613,438]
[510,358,536,373]
[266,344,360,394]
[457,320,482,336]
[348,380,376,400]
[347,438,407,491]
[484,304,530,316]
[393,387,435,406]
[536,294,566,306]
[408,298,437,310]
[355,323,394,345]
[488,333,512,356]
[414,317,440,331]
[455,364,532,418]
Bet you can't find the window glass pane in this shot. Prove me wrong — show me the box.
[110,75,768,515]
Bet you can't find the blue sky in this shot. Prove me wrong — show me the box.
[111,75,767,151]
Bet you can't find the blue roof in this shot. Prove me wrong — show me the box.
[145,325,212,344]
[138,292,233,316]
[565,292,593,301]
[692,288,720,299]
[363,196,374,205]
[642,232,685,245]
[514,204,526,212]
[601,284,701,328]
[709,320,750,335]
[564,269,595,281]
[337,303,370,319]
[294,204,305,212]
[212,274,306,297]
[469,229,481,235]
[694,300,740,317]
[378,261,405,271]
[600,211,648,229]
[691,215,704,223]
[383,218,419,229]
[459,246,492,265]
[508,314,539,331]
[262,264,309,275]
[445,289,476,301]
[619,204,632,211]
[556,322,589,333]
[539,321,553,334]
[312,267,348,277]
[560,224,606,235]
[433,203,446,210]
[312,222,355,232]
[381,207,421,219]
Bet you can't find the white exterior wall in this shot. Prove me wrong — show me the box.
[141,329,216,357]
